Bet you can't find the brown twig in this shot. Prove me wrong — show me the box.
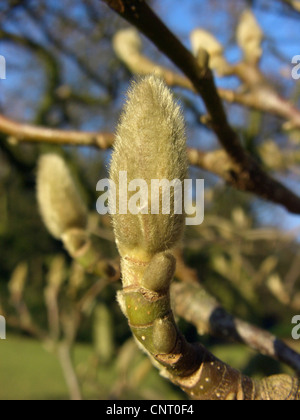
[0,114,114,149]
[58,341,83,401]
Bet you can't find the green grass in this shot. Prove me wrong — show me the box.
[0,334,184,400]
[0,334,92,400]
[3,333,297,400]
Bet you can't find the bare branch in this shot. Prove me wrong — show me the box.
[171,282,300,375]
[57,342,83,401]
[0,114,114,149]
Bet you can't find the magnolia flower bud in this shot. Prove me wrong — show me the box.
[236,10,263,65]
[113,28,142,66]
[113,29,167,79]
[152,317,177,354]
[190,29,228,76]
[110,75,187,260]
[142,252,176,293]
[37,154,88,239]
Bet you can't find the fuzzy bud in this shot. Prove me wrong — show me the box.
[152,317,177,354]
[109,75,187,260]
[190,29,228,76]
[37,154,88,239]
[236,10,263,65]
[113,29,164,77]
[113,28,142,66]
[142,252,176,293]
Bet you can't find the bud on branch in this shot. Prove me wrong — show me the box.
[37,154,87,240]
[110,75,187,261]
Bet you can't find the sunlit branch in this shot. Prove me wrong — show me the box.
[0,114,114,149]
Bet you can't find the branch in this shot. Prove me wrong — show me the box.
[101,0,300,216]
[171,282,300,375]
[57,341,83,401]
[173,250,300,374]
[187,146,300,195]
[0,114,114,149]
[280,0,300,13]
[1,112,300,213]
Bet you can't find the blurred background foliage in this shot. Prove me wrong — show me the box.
[0,0,299,400]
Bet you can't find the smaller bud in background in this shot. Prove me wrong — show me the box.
[152,317,177,355]
[142,252,176,293]
[236,10,263,65]
[190,29,230,76]
[37,154,88,240]
[113,28,143,73]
